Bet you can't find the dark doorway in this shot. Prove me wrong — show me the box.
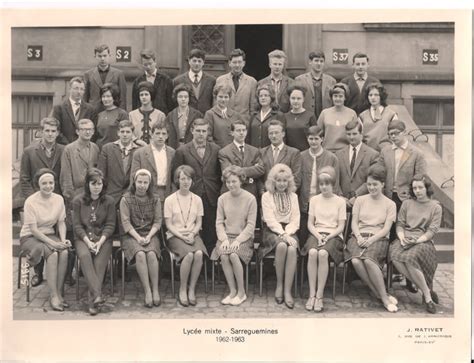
[235,25,283,81]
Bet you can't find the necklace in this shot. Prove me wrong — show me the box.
[133,195,147,226]
[90,198,100,223]
[273,192,291,216]
[176,192,193,228]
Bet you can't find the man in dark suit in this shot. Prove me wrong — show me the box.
[83,44,127,111]
[172,118,221,250]
[132,49,173,114]
[218,119,264,199]
[258,49,293,113]
[260,120,302,193]
[173,49,216,115]
[51,77,96,145]
[341,52,380,115]
[335,120,379,208]
[295,50,336,119]
[130,120,175,205]
[20,117,65,287]
[98,120,140,207]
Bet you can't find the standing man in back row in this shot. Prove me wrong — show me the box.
[215,48,257,124]
[83,44,127,112]
[173,49,216,115]
[295,50,336,120]
[341,52,380,115]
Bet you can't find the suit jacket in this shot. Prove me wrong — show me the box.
[173,72,216,114]
[51,99,96,145]
[166,107,203,149]
[132,71,173,114]
[218,142,265,198]
[340,74,380,115]
[257,75,294,113]
[260,144,302,192]
[20,141,64,199]
[215,72,257,123]
[83,66,127,110]
[335,143,379,199]
[377,142,427,201]
[299,149,340,213]
[294,72,336,116]
[130,144,176,198]
[98,141,140,206]
[172,142,222,207]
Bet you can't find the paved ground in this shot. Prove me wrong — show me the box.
[12,259,454,320]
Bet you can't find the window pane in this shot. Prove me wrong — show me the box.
[413,101,438,127]
[191,25,225,55]
[443,101,454,126]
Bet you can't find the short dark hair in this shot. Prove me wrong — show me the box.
[367,164,386,184]
[151,120,168,134]
[329,83,349,98]
[94,44,110,55]
[188,48,206,61]
[83,168,107,204]
[140,49,156,61]
[69,76,84,87]
[100,83,121,107]
[365,83,388,107]
[229,48,246,61]
[33,168,56,189]
[173,165,195,188]
[305,125,324,138]
[222,165,246,184]
[409,175,434,199]
[230,120,247,131]
[137,81,155,100]
[40,117,60,130]
[267,119,284,131]
[345,120,363,134]
[352,52,369,63]
[308,50,325,61]
[191,118,209,130]
[118,120,134,131]
[172,83,194,102]
[287,84,307,97]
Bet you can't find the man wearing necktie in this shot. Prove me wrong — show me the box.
[340,52,380,115]
[51,77,96,145]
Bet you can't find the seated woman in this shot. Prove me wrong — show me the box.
[72,168,116,316]
[129,81,166,146]
[247,84,284,149]
[301,166,346,312]
[210,166,257,306]
[358,82,398,152]
[166,84,203,149]
[317,83,357,153]
[259,163,300,309]
[344,165,398,312]
[19,168,72,311]
[389,176,442,314]
[96,83,129,149]
[204,84,241,148]
[120,169,162,308]
[283,84,317,151]
[164,165,208,307]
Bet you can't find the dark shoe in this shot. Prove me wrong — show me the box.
[274,296,284,305]
[93,295,106,308]
[144,301,153,308]
[405,279,418,293]
[31,274,43,287]
[430,290,439,304]
[178,295,189,307]
[391,274,404,283]
[425,301,436,314]
[88,307,99,316]
[153,297,161,307]
[50,299,64,312]
[61,300,70,308]
[284,299,295,309]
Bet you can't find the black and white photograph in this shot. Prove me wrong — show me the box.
[1,7,471,363]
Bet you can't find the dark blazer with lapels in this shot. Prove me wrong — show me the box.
[51,99,96,145]
[166,106,203,149]
[83,66,127,110]
[98,141,140,206]
[260,143,302,191]
[340,74,380,115]
[132,70,174,114]
[130,144,176,198]
[173,72,216,115]
[335,143,379,199]
[20,141,65,199]
[218,142,264,197]
[172,141,222,207]
[294,72,336,116]
[257,75,294,113]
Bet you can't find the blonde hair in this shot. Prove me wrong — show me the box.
[265,163,296,194]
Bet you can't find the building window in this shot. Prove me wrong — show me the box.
[12,94,53,161]
[191,25,226,55]
[413,97,454,167]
